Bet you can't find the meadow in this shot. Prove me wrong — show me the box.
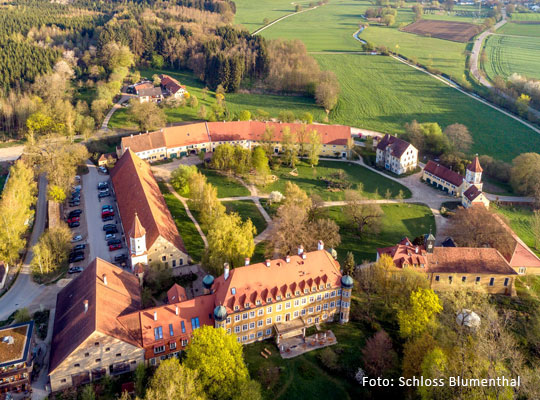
[510,13,540,21]
[493,205,540,257]
[498,22,540,37]
[483,35,540,81]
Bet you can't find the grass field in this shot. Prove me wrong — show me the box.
[498,22,540,37]
[510,13,540,21]
[493,205,540,257]
[315,54,540,161]
[224,200,267,234]
[262,160,412,200]
[483,35,540,80]
[244,321,366,400]
[199,168,250,198]
[234,0,315,32]
[160,184,206,262]
[328,203,435,262]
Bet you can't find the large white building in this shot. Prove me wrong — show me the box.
[375,134,418,175]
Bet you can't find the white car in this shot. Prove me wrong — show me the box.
[72,185,82,191]
[105,233,116,240]
[75,175,81,182]
[71,235,83,243]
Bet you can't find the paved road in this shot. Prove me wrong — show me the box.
[0,176,48,320]
[82,160,127,266]
[99,94,132,133]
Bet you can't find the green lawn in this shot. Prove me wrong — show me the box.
[244,321,367,400]
[493,205,540,257]
[314,54,540,162]
[262,160,411,200]
[483,34,540,80]
[199,168,250,198]
[252,241,268,263]
[328,203,435,262]
[160,184,206,262]
[510,13,540,21]
[234,0,315,32]
[497,23,540,37]
[224,200,267,234]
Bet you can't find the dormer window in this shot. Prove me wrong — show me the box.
[312,286,316,292]
[286,293,291,298]
[326,283,331,288]
[319,285,323,290]
[234,305,239,311]
[231,288,236,295]
[256,300,261,305]
[267,298,272,303]
[304,289,308,294]
[245,303,250,308]
[295,291,300,296]
[276,295,281,301]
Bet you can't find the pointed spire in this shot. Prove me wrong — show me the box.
[467,154,483,173]
[130,212,146,238]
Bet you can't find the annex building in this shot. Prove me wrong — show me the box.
[117,121,352,162]
[0,321,34,398]
[375,134,418,175]
[377,236,517,295]
[110,150,189,270]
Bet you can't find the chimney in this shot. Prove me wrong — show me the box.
[265,259,271,267]
[317,240,324,251]
[83,300,88,313]
[298,245,304,256]
[103,274,107,286]
[286,255,291,263]
[175,306,179,316]
[245,257,250,266]
[302,253,307,260]
[224,263,230,281]
[153,311,158,321]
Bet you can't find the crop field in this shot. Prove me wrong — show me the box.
[314,54,540,161]
[401,19,480,42]
[510,13,540,21]
[483,35,540,80]
[498,22,540,37]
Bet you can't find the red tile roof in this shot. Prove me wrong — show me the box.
[159,74,186,95]
[426,247,517,275]
[376,134,413,157]
[163,123,211,148]
[424,160,464,187]
[463,185,482,201]
[167,284,187,303]
[111,150,187,254]
[121,131,166,153]
[49,259,142,373]
[377,237,427,269]
[467,156,483,173]
[130,213,146,238]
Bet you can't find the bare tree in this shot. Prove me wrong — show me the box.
[343,190,383,237]
[443,123,473,153]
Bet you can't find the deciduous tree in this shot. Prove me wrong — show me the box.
[170,165,198,197]
[362,330,397,377]
[307,129,322,166]
[251,146,270,180]
[128,100,167,132]
[281,127,299,167]
[145,358,205,400]
[397,288,442,338]
[510,152,540,202]
[343,189,383,237]
[443,123,473,153]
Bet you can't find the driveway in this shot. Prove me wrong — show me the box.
[81,160,127,266]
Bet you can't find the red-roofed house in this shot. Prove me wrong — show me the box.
[375,134,418,175]
[159,74,187,99]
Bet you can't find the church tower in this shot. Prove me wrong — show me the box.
[129,212,148,270]
[465,155,483,191]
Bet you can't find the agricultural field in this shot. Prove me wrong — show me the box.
[328,203,435,262]
[314,54,540,161]
[401,19,480,42]
[493,205,540,257]
[261,160,412,201]
[509,13,540,21]
[497,22,540,37]
[483,34,540,80]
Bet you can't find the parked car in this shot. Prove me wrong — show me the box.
[72,185,82,191]
[103,224,117,231]
[105,227,118,234]
[71,235,83,243]
[68,266,84,274]
[102,205,113,211]
[98,182,109,190]
[98,166,108,174]
[67,217,80,224]
[73,244,86,251]
[68,221,80,228]
[109,243,122,251]
[105,233,116,240]
[69,254,85,263]
[69,201,80,207]
[114,254,128,262]
[102,211,114,218]
[68,209,82,218]
[70,249,84,256]
[71,196,80,202]
[107,239,121,246]
[102,214,114,222]
[98,191,110,198]
[75,175,81,182]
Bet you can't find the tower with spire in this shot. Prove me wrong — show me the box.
[465,155,483,191]
[129,212,148,270]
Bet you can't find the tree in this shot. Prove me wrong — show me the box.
[0,160,37,264]
[48,184,66,203]
[80,385,95,400]
[315,71,340,113]
[184,326,252,400]
[170,165,198,197]
[101,42,134,72]
[205,212,255,274]
[128,100,166,132]
[198,105,208,119]
[189,95,199,108]
[238,110,251,121]
[444,206,515,258]
[402,332,436,379]
[443,123,473,153]
[251,146,270,180]
[281,127,299,167]
[307,130,322,166]
[397,288,442,338]
[134,363,147,398]
[300,112,313,124]
[14,308,31,323]
[31,225,71,276]
[343,252,355,276]
[318,348,339,371]
[343,189,383,237]
[362,330,397,377]
[510,153,540,201]
[383,14,395,26]
[145,358,205,400]
[199,183,226,229]
[412,3,423,19]
[278,110,295,123]
[283,182,312,210]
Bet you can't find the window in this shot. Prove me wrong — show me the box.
[301,309,306,316]
[317,294,322,301]
[105,347,110,352]
[309,296,314,303]
[519,267,526,274]
[235,315,240,322]
[285,302,291,309]
[267,297,272,303]
[316,305,321,312]
[294,311,299,317]
[294,300,299,307]
[234,306,239,311]
[304,289,308,294]
[331,291,336,297]
[172,260,176,267]
[337,289,342,296]
[242,336,248,342]
[154,346,165,354]
[95,358,101,362]
[191,317,200,330]
[475,277,481,284]
[74,363,80,367]
[181,339,188,347]
[169,323,174,337]
[266,329,272,335]
[249,333,255,340]
[448,276,453,284]
[286,293,291,298]
[245,303,250,308]
[258,309,264,316]
[84,353,89,357]
[276,295,282,301]
[435,275,440,282]
[276,315,282,322]
[257,331,263,338]
[249,311,255,318]
[276,304,282,311]
[116,353,122,357]
[301,298,307,305]
[154,326,163,340]
[227,328,231,334]
[489,277,495,286]
[326,283,331,288]
[266,317,272,325]
[256,300,261,305]
[307,318,312,324]
[181,321,186,333]
[170,342,176,350]
[324,293,329,299]
[319,285,324,290]
[295,290,300,296]
[504,278,509,287]
[94,342,99,346]
[308,307,314,314]
[312,287,316,292]
[258,320,263,327]
[226,317,231,324]
[231,288,236,295]
[249,322,255,329]
[61,379,66,383]
[150,358,156,366]
[323,303,328,310]
[243,313,248,320]
[162,256,166,261]
[462,276,467,283]
[235,326,241,333]
[243,324,248,331]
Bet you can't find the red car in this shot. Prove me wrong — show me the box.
[101,211,114,217]
[109,243,122,251]
[68,216,80,223]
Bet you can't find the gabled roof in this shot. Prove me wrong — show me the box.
[49,259,142,373]
[376,134,414,158]
[159,74,186,94]
[138,87,163,97]
[426,247,517,275]
[463,185,482,201]
[467,156,483,173]
[211,250,342,313]
[121,131,166,153]
[424,160,464,187]
[167,284,187,304]
[377,238,427,269]
[163,123,211,148]
[130,213,146,238]
[110,150,187,254]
